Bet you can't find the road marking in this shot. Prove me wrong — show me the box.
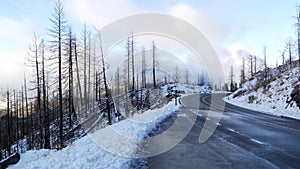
[227,128,240,134]
[178,114,188,117]
[201,95,300,133]
[250,138,264,145]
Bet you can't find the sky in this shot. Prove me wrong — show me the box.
[0,0,299,89]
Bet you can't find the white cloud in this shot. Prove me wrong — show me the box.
[0,17,39,88]
[0,0,253,88]
[220,42,250,81]
[63,1,249,83]
[167,3,230,49]
[64,0,141,28]
[0,52,26,88]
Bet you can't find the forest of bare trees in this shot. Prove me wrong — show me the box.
[0,0,177,162]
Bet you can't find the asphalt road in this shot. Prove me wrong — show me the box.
[138,93,300,169]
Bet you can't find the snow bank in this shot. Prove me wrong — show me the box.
[10,100,180,169]
[225,66,300,120]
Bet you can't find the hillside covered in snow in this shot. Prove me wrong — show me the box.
[225,65,300,120]
[7,84,210,169]
[9,100,180,169]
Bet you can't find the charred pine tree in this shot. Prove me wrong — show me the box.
[97,30,112,124]
[240,57,246,87]
[127,37,131,92]
[23,75,31,150]
[185,69,189,84]
[87,32,91,111]
[152,41,156,88]
[263,46,268,81]
[6,90,11,156]
[39,39,50,149]
[254,55,257,74]
[74,36,83,110]
[131,33,135,91]
[285,38,293,66]
[48,0,67,149]
[142,47,146,88]
[175,66,179,83]
[82,24,88,116]
[229,65,235,92]
[249,55,253,76]
[27,34,42,148]
[66,27,75,128]
[296,6,300,64]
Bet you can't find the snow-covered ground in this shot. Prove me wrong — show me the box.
[225,66,300,120]
[9,99,180,169]
[169,84,212,95]
[7,84,212,169]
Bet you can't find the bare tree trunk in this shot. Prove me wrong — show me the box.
[24,75,30,149]
[21,87,24,140]
[185,69,189,84]
[48,0,67,149]
[127,37,130,92]
[116,68,120,112]
[14,90,19,153]
[68,28,74,128]
[30,102,34,149]
[230,65,234,92]
[297,6,300,64]
[98,31,112,124]
[74,37,83,109]
[88,32,91,111]
[7,90,11,156]
[83,24,87,116]
[95,71,98,101]
[254,55,257,73]
[131,34,135,91]
[152,41,156,88]
[250,54,253,76]
[31,35,42,148]
[175,66,179,83]
[40,40,50,149]
[142,47,146,88]
[264,46,267,80]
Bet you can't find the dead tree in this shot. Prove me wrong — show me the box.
[175,66,179,83]
[254,55,257,73]
[73,36,83,109]
[87,31,91,111]
[142,47,146,88]
[23,75,30,149]
[96,30,112,124]
[127,37,131,92]
[65,27,75,128]
[6,90,11,156]
[263,46,268,80]
[41,41,50,148]
[297,6,300,64]
[249,54,253,76]
[185,69,189,84]
[131,33,135,91]
[152,41,156,88]
[48,0,67,149]
[240,57,246,87]
[229,65,235,92]
[83,24,88,116]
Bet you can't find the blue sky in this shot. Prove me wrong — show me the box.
[0,0,299,88]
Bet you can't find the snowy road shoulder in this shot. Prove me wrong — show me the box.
[223,66,300,120]
[223,96,300,120]
[9,100,180,169]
